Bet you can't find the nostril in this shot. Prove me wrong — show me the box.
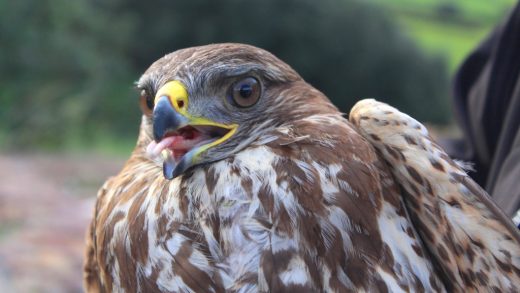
[177,100,185,109]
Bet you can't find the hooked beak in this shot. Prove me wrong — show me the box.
[148,81,237,180]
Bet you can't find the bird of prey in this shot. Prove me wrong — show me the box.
[84,43,520,292]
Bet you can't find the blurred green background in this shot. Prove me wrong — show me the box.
[0,0,515,155]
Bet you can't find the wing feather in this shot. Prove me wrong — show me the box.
[350,99,520,291]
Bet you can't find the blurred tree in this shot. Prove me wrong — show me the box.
[0,0,137,148]
[0,0,450,150]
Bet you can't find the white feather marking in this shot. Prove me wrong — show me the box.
[377,202,436,290]
[320,266,333,292]
[377,267,406,293]
[326,206,353,251]
[165,233,186,256]
[295,160,316,183]
[188,248,211,274]
[280,257,312,286]
[270,234,298,254]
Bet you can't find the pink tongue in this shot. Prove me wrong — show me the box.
[146,135,209,161]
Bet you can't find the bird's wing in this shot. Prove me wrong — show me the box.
[349,99,520,291]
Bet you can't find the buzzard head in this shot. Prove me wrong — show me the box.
[136,43,324,179]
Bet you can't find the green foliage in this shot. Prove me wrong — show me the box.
[0,0,139,149]
[1,0,452,151]
[369,0,516,72]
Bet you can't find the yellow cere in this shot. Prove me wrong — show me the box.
[154,80,239,159]
[155,80,189,116]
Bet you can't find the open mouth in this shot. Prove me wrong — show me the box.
[146,125,231,162]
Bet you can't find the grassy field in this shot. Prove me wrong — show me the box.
[370,0,516,73]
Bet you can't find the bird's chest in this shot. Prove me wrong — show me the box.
[97,158,272,291]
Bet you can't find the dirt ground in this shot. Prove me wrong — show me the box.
[0,152,126,293]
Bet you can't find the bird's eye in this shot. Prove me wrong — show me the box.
[229,77,261,108]
[139,89,154,115]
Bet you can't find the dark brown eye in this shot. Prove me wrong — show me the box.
[229,77,261,108]
[139,89,154,115]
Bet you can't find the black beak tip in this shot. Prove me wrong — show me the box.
[162,152,176,180]
[163,164,175,180]
[162,154,189,180]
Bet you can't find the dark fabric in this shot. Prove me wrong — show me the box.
[449,2,520,216]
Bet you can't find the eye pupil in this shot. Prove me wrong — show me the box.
[139,89,155,115]
[146,95,154,110]
[239,84,252,98]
